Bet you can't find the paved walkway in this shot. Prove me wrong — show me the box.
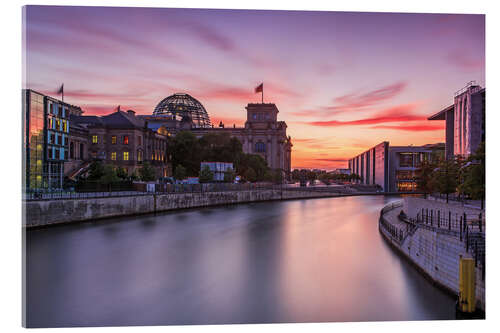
[383,206,410,234]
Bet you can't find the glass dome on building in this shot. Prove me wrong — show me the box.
[152,93,211,128]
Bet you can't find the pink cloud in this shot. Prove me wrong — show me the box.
[330,81,408,111]
[291,81,408,118]
[446,51,483,70]
[306,103,422,127]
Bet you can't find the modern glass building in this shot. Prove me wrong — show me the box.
[348,142,444,192]
[428,82,485,159]
[23,89,81,190]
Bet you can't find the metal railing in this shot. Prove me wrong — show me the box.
[23,183,286,201]
[415,209,485,234]
[379,201,406,244]
[380,201,485,280]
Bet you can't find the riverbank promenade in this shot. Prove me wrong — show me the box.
[379,197,485,312]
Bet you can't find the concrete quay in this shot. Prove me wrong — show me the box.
[379,197,485,311]
[23,189,348,228]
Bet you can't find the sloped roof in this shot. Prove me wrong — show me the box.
[71,111,145,129]
[101,110,145,129]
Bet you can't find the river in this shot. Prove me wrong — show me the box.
[25,195,455,327]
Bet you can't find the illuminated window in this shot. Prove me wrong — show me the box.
[137,150,142,162]
[397,181,417,192]
[92,135,98,144]
[111,136,117,144]
[63,120,68,132]
[123,136,129,145]
[111,152,116,160]
[123,151,129,161]
[56,119,61,130]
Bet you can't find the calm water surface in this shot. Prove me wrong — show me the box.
[25,195,455,327]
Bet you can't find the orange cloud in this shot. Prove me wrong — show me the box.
[371,123,445,131]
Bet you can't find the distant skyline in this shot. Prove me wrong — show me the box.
[23,6,485,169]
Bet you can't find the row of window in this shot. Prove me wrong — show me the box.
[48,103,68,119]
[107,150,167,162]
[92,135,142,145]
[48,131,68,146]
[110,151,130,161]
[47,146,68,161]
[251,113,271,121]
[47,117,68,132]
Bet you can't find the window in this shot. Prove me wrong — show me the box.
[123,136,129,145]
[138,136,142,145]
[123,151,129,161]
[70,142,74,159]
[56,119,61,130]
[111,136,117,144]
[397,181,417,192]
[111,152,116,160]
[252,113,257,120]
[399,153,413,167]
[92,135,98,144]
[137,150,143,162]
[63,120,68,132]
[255,142,266,153]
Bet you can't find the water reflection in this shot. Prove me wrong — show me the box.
[25,196,455,327]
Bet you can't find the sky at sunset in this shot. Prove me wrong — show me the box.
[23,6,485,170]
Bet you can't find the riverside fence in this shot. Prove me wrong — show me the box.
[23,183,287,201]
[380,201,485,280]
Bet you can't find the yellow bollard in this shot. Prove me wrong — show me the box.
[458,256,476,313]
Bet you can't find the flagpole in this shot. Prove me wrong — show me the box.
[262,83,264,104]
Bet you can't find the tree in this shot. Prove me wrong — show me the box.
[116,167,128,180]
[100,164,120,184]
[244,167,257,183]
[318,172,331,185]
[129,170,139,181]
[291,169,301,182]
[459,142,485,208]
[416,159,436,197]
[224,168,235,183]
[433,157,459,203]
[87,161,105,180]
[199,165,214,183]
[169,131,202,177]
[139,161,156,181]
[174,164,187,181]
[272,169,284,184]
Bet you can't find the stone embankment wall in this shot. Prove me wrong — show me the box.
[380,197,485,311]
[24,189,335,227]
